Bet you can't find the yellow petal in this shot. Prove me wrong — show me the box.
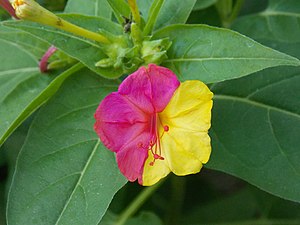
[142,150,170,186]
[142,80,213,185]
[162,130,208,175]
[160,80,213,174]
[162,80,213,132]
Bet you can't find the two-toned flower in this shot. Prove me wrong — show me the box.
[94,64,213,186]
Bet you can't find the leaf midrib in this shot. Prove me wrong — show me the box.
[54,139,101,225]
[214,94,300,119]
[0,67,38,76]
[261,10,300,18]
[165,57,298,63]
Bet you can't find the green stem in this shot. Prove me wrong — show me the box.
[215,0,232,22]
[166,176,186,225]
[13,0,111,44]
[227,0,244,26]
[115,181,164,225]
[143,0,164,36]
[215,0,244,28]
[128,0,141,27]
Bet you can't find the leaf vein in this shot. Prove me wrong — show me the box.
[54,139,101,225]
[214,95,300,119]
[267,110,300,176]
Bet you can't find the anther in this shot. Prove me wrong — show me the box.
[137,142,143,148]
[164,125,169,132]
[153,154,164,160]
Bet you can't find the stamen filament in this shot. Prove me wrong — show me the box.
[148,113,166,166]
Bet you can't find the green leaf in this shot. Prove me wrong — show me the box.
[7,70,127,225]
[193,219,300,225]
[138,0,197,31]
[64,0,112,18]
[232,0,300,59]
[184,187,259,224]
[0,25,51,59]
[142,0,164,36]
[0,27,55,146]
[125,212,163,225]
[184,182,300,225]
[152,24,300,83]
[0,63,84,146]
[207,66,300,203]
[106,0,131,24]
[0,26,83,146]
[99,211,163,225]
[3,14,124,79]
[194,0,217,10]
[0,183,5,225]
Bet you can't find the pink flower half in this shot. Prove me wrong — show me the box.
[94,64,180,183]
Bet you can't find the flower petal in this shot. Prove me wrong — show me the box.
[158,80,213,175]
[118,64,180,113]
[163,129,211,175]
[94,92,148,152]
[116,132,150,182]
[162,80,213,132]
[141,151,170,186]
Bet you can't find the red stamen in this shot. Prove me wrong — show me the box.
[148,113,166,166]
[137,142,143,148]
[164,125,169,132]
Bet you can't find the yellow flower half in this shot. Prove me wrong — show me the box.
[142,80,213,186]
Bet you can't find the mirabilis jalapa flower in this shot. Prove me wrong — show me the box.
[94,64,213,186]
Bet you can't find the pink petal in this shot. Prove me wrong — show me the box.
[116,132,150,182]
[147,64,180,112]
[94,64,181,183]
[94,92,149,152]
[39,45,57,73]
[118,64,180,113]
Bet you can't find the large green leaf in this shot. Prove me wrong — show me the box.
[0,26,84,146]
[138,0,196,31]
[232,0,300,58]
[0,63,84,146]
[64,0,112,18]
[0,25,51,59]
[207,65,300,203]
[125,212,163,225]
[0,27,54,146]
[7,70,127,225]
[0,182,5,225]
[194,0,217,10]
[152,24,300,83]
[3,14,124,79]
[106,0,130,24]
[184,184,300,224]
[99,211,163,225]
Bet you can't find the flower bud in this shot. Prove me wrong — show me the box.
[141,38,172,65]
[11,0,111,44]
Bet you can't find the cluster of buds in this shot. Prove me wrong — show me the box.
[1,0,171,75]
